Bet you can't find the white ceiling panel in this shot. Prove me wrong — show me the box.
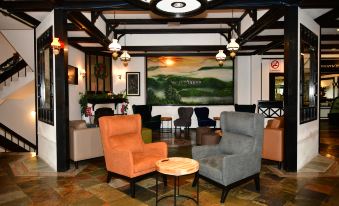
[243,41,271,46]
[78,43,103,47]
[67,31,89,37]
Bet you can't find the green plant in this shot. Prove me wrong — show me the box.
[79,92,88,116]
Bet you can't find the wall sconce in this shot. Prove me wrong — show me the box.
[117,75,122,79]
[51,37,64,55]
[80,72,86,78]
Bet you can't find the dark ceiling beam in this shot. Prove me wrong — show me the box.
[106,18,238,25]
[10,12,40,27]
[321,44,339,50]
[254,40,283,55]
[67,23,81,31]
[321,35,339,41]
[0,0,137,12]
[300,0,339,8]
[266,21,284,29]
[315,8,339,27]
[114,28,231,34]
[0,10,39,28]
[68,37,98,43]
[67,11,111,48]
[251,35,283,41]
[238,7,285,45]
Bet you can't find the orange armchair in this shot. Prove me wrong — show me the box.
[262,117,284,169]
[99,114,167,197]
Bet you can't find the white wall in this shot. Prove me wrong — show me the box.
[0,90,36,144]
[235,56,251,104]
[68,46,85,120]
[36,10,57,171]
[1,30,35,69]
[0,32,16,63]
[297,8,320,170]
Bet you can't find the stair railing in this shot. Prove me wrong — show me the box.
[0,122,36,152]
[0,59,30,85]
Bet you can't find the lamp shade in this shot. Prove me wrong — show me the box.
[109,39,121,52]
[227,38,239,52]
[120,50,131,66]
[215,50,226,61]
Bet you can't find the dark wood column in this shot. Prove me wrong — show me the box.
[283,6,298,172]
[54,9,70,172]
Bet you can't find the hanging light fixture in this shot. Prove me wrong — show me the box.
[109,39,121,60]
[108,11,121,60]
[126,0,224,18]
[120,23,131,66]
[227,9,240,58]
[216,50,226,67]
[120,50,131,67]
[215,24,226,67]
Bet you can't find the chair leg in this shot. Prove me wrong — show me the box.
[192,172,199,187]
[162,174,167,186]
[254,173,260,192]
[74,161,78,169]
[130,179,136,198]
[221,187,230,203]
[106,171,113,183]
[278,161,282,170]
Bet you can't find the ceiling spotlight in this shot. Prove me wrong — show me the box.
[171,2,186,8]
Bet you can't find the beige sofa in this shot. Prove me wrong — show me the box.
[69,120,103,168]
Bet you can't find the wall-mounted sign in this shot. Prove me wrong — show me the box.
[269,59,284,73]
[321,59,339,73]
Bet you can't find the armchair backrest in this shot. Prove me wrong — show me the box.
[266,117,284,129]
[132,105,152,121]
[99,115,144,155]
[178,107,193,120]
[234,104,256,113]
[219,111,264,155]
[194,107,210,120]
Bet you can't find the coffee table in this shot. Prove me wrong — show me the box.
[155,157,199,206]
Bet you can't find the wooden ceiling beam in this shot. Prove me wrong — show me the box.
[238,7,285,45]
[67,11,111,48]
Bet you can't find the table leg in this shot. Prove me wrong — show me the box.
[174,176,177,206]
[197,172,199,204]
[156,173,158,206]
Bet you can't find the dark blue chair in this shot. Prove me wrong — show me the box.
[132,105,161,130]
[194,107,216,128]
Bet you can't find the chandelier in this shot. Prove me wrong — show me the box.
[126,0,224,18]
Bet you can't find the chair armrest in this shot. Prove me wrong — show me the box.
[222,153,261,186]
[192,145,220,160]
[143,142,167,158]
[106,148,134,177]
[151,115,161,122]
[264,128,283,138]
[263,128,284,161]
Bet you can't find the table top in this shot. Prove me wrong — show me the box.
[156,157,199,176]
[161,117,172,121]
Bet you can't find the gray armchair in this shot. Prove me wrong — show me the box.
[192,111,264,203]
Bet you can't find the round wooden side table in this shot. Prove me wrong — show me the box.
[155,157,199,206]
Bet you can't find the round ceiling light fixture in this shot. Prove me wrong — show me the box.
[126,0,223,18]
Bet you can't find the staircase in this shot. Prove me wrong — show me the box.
[0,54,36,152]
[0,53,34,103]
[0,122,36,152]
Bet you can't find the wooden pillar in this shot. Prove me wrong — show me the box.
[283,6,298,172]
[54,9,70,172]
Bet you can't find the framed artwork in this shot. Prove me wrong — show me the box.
[146,56,234,105]
[68,65,78,85]
[126,72,140,96]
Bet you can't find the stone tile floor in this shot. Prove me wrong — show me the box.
[0,120,339,206]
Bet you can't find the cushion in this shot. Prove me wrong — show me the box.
[141,128,152,143]
[218,131,254,154]
[69,120,87,129]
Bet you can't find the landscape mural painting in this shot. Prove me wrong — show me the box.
[146,56,234,105]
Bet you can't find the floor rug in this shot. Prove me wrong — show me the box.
[9,153,86,177]
[160,138,192,148]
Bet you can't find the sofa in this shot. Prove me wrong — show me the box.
[69,120,103,168]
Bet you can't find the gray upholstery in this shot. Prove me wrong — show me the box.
[192,111,264,201]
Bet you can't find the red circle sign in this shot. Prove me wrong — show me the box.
[271,60,280,69]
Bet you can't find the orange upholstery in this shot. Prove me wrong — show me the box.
[99,114,167,179]
[262,117,284,165]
